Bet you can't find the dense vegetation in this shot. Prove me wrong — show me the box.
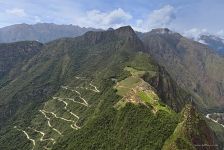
[163,104,216,150]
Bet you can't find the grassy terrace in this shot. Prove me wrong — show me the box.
[115,66,172,114]
[115,76,140,96]
[115,66,143,97]
[138,91,172,113]
[125,67,146,77]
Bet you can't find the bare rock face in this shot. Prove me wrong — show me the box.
[141,28,224,109]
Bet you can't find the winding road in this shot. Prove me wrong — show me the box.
[39,110,62,135]
[206,114,224,128]
[28,127,56,149]
[15,78,100,150]
[40,109,80,130]
[14,126,36,150]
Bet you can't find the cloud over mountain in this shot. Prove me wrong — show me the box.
[74,8,132,29]
[135,5,176,31]
[6,8,27,17]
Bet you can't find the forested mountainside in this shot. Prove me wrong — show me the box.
[0,41,43,85]
[0,23,99,43]
[0,26,222,150]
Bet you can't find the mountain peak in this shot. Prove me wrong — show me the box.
[116,25,134,32]
[114,26,137,40]
[150,28,172,34]
[107,27,114,31]
[82,25,138,45]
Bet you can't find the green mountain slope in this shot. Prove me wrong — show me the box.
[163,104,217,150]
[0,41,42,80]
[0,26,219,150]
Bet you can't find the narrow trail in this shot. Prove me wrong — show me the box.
[15,77,100,149]
[73,89,89,106]
[53,97,80,119]
[41,109,80,130]
[89,82,100,93]
[75,76,88,80]
[14,126,36,150]
[61,86,89,107]
[74,83,100,93]
[206,114,224,128]
[74,76,101,93]
[52,97,81,130]
[39,110,62,136]
[28,127,56,144]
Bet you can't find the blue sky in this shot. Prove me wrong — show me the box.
[1,0,224,37]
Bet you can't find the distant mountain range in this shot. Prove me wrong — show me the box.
[0,23,100,43]
[198,34,224,56]
[1,23,224,57]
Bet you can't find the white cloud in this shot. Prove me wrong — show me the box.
[198,39,207,45]
[34,16,42,23]
[216,30,224,39]
[6,8,27,17]
[74,8,132,29]
[135,5,176,32]
[183,28,208,40]
[183,28,224,45]
[149,5,175,27]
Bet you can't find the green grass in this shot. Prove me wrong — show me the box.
[114,99,127,110]
[115,65,173,115]
[114,52,157,98]
[115,76,140,96]
[124,67,146,77]
[138,91,158,104]
[138,91,172,113]
[128,52,157,71]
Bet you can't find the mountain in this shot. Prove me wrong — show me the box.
[0,26,221,150]
[0,41,43,81]
[199,34,224,56]
[163,104,217,150]
[0,23,100,43]
[141,28,224,110]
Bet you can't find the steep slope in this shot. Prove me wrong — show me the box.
[0,23,99,43]
[141,28,224,109]
[163,104,217,150]
[0,41,43,84]
[0,26,218,149]
[0,41,43,128]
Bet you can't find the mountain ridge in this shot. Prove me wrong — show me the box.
[0,23,100,43]
[140,28,224,110]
